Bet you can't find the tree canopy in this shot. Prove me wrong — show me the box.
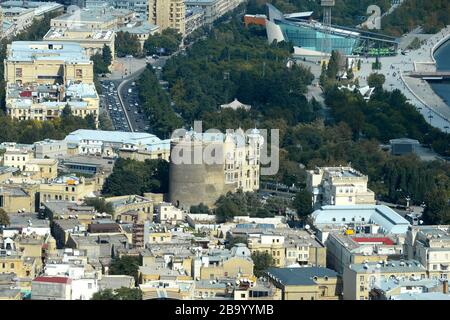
[144,28,182,56]
[251,251,274,277]
[102,158,169,196]
[115,31,141,57]
[0,209,10,226]
[84,197,114,215]
[91,287,142,300]
[108,256,141,283]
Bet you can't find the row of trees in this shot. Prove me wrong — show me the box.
[113,29,183,58]
[136,66,182,137]
[382,0,450,35]
[144,29,182,56]
[0,106,96,144]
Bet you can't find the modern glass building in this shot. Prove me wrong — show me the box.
[278,21,360,55]
[266,4,398,57]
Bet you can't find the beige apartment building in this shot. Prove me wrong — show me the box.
[307,166,376,208]
[0,186,35,213]
[39,176,98,203]
[266,267,342,300]
[4,42,94,85]
[4,41,98,123]
[343,260,427,300]
[248,234,285,267]
[23,159,58,180]
[43,28,116,62]
[148,0,186,35]
[2,147,33,171]
[405,225,450,280]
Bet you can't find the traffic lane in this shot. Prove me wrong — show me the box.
[120,81,148,132]
[100,80,131,131]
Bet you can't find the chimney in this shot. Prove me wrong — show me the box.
[444,280,449,294]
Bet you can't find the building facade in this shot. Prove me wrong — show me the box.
[169,129,263,210]
[147,0,185,35]
[4,41,98,123]
[307,166,376,208]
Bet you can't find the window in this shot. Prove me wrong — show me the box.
[360,276,364,281]
[10,263,14,268]
[241,293,246,298]
[360,286,365,292]
[76,69,83,77]
[88,283,92,289]
[15,68,22,77]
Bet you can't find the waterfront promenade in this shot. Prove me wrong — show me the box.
[358,26,450,132]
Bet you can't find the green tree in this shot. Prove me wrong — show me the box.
[0,208,10,226]
[326,50,341,79]
[91,53,109,74]
[251,251,274,277]
[226,236,247,249]
[144,28,182,56]
[99,112,114,130]
[91,287,142,300]
[367,73,385,89]
[103,158,169,196]
[115,31,141,57]
[292,190,313,220]
[190,203,210,213]
[109,256,141,283]
[84,197,114,215]
[215,198,241,223]
[423,189,450,224]
[102,44,112,66]
[62,104,72,117]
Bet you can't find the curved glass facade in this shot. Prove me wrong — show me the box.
[278,22,359,55]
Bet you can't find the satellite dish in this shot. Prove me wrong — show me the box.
[305,224,310,230]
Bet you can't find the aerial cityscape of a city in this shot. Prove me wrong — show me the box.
[0,0,449,309]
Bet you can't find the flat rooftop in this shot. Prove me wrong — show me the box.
[65,129,165,146]
[349,260,425,273]
[44,28,115,41]
[7,41,90,63]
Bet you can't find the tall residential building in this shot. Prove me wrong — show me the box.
[306,166,376,208]
[147,0,185,35]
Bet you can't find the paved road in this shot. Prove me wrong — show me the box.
[100,80,131,132]
[357,25,450,132]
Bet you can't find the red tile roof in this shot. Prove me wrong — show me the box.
[352,237,395,245]
[33,276,72,284]
[19,91,32,97]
